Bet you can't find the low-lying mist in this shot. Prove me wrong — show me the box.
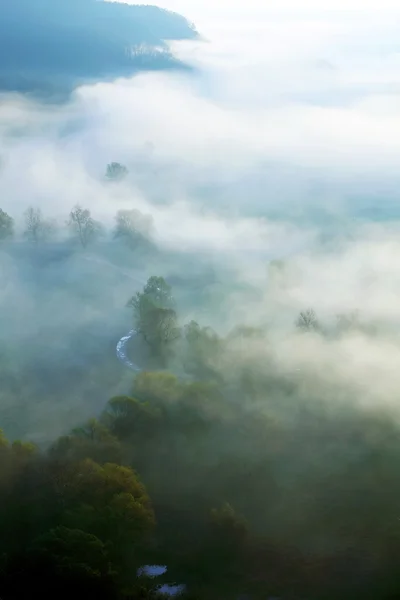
[2,3,400,598]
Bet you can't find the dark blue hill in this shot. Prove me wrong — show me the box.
[0,0,198,97]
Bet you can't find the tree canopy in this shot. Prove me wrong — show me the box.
[0,208,14,241]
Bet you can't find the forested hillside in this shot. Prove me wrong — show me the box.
[0,0,198,96]
[1,0,400,594]
[2,196,400,598]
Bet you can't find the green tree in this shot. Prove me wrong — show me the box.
[0,428,8,448]
[144,307,180,353]
[182,504,249,597]
[0,208,14,240]
[0,526,120,600]
[50,419,122,465]
[68,205,102,248]
[142,276,174,307]
[30,526,111,579]
[59,460,155,577]
[127,277,180,357]
[132,372,182,405]
[102,396,161,441]
[182,321,221,380]
[57,459,152,512]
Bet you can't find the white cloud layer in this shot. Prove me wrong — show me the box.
[2,0,400,326]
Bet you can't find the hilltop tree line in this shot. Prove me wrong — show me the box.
[0,162,154,248]
[126,275,379,375]
[1,186,398,598]
[0,205,153,250]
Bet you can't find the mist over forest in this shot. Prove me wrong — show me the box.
[2,1,400,599]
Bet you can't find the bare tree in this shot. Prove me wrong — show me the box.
[113,209,153,248]
[105,162,128,181]
[23,206,55,244]
[336,311,360,334]
[68,205,101,248]
[296,308,319,332]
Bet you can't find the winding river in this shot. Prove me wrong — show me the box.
[116,328,142,371]
[116,329,186,597]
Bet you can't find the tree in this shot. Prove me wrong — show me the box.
[184,504,249,596]
[114,209,153,249]
[23,206,56,244]
[106,162,128,181]
[295,308,319,332]
[143,307,180,351]
[68,205,101,248]
[2,527,117,600]
[30,526,110,579]
[58,459,155,562]
[142,276,174,308]
[184,320,201,344]
[209,503,249,554]
[102,396,161,440]
[0,208,14,241]
[127,277,179,357]
[132,372,182,405]
[334,310,378,336]
[59,459,153,516]
[49,419,122,465]
[182,321,221,380]
[130,301,180,356]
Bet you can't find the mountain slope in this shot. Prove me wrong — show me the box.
[0,0,198,97]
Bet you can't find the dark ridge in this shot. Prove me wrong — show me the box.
[0,0,199,98]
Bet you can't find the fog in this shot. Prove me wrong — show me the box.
[1,0,400,446]
[3,3,400,598]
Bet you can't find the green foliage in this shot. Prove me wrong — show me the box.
[4,283,400,599]
[50,419,123,465]
[0,443,157,598]
[182,321,222,380]
[132,371,182,405]
[0,208,14,241]
[59,459,153,514]
[30,526,110,579]
[143,277,174,307]
[103,396,162,440]
[4,375,400,599]
[0,428,8,448]
[127,277,180,358]
[11,439,37,459]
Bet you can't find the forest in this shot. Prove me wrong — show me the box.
[0,0,198,97]
[2,164,400,600]
[1,1,400,594]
